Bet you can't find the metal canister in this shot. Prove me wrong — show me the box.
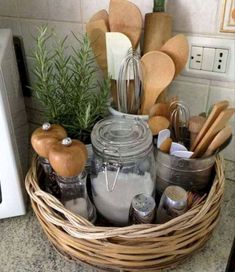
[129,194,156,224]
[156,185,188,224]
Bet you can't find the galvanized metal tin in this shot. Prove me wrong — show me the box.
[155,149,216,194]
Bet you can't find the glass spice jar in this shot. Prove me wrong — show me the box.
[56,171,96,223]
[90,116,156,226]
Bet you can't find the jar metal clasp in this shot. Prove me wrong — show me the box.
[102,148,122,192]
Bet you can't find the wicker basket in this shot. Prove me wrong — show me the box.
[25,156,225,272]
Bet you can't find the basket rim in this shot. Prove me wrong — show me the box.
[25,155,225,240]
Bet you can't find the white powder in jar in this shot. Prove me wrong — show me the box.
[92,171,154,226]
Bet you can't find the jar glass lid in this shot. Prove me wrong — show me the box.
[91,116,153,158]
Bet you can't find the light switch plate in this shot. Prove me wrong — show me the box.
[182,35,235,81]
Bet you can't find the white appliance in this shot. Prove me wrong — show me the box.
[0,29,28,219]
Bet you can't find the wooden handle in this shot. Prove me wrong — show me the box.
[143,12,172,54]
[192,108,235,158]
[191,100,229,151]
[203,126,232,157]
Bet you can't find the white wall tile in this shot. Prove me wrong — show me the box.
[222,136,235,162]
[0,17,21,35]
[17,0,49,20]
[166,0,219,34]
[82,0,109,23]
[48,0,82,22]
[0,0,18,17]
[167,80,210,116]
[20,19,47,57]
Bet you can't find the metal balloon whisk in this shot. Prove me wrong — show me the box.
[117,48,143,114]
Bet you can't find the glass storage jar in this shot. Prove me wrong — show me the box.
[90,116,156,226]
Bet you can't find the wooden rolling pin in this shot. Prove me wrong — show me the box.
[143,0,172,54]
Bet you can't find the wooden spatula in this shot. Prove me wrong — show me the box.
[203,126,232,157]
[192,108,235,158]
[140,51,175,114]
[161,34,189,78]
[191,100,229,151]
[89,9,110,30]
[109,0,143,49]
[86,19,108,74]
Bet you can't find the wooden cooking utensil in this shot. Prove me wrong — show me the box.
[109,0,143,48]
[89,9,110,30]
[86,19,108,74]
[159,137,172,153]
[161,34,189,77]
[141,51,175,114]
[192,108,235,158]
[191,100,229,151]
[147,116,170,136]
[143,0,172,54]
[203,126,232,157]
[188,116,206,148]
[149,102,169,118]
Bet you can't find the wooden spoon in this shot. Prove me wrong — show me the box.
[161,34,189,78]
[192,108,235,158]
[89,9,110,30]
[109,0,143,48]
[191,100,229,151]
[141,51,175,115]
[147,116,170,136]
[86,19,108,74]
[149,102,169,118]
[203,126,232,157]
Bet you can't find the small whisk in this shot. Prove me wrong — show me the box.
[117,48,143,114]
[169,100,190,147]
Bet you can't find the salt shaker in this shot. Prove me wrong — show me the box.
[129,194,156,224]
[31,122,67,196]
[49,137,96,223]
[156,186,188,224]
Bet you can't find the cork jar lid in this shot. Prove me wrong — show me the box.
[31,123,67,159]
[48,138,88,178]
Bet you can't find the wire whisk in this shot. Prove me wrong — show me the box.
[117,48,143,114]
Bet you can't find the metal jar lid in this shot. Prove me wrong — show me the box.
[91,116,153,159]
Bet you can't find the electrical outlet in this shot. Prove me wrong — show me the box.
[183,35,235,81]
[213,49,229,73]
[201,47,216,71]
[189,46,203,70]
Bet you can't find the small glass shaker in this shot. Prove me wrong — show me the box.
[56,171,96,223]
[156,186,188,224]
[129,194,156,224]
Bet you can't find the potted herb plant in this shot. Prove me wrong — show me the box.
[31,26,111,143]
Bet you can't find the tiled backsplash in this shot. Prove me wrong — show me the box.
[0,0,234,160]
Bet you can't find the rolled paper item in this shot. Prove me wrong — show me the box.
[49,137,88,177]
[31,123,67,159]
[143,12,172,54]
[147,116,170,136]
[188,116,206,148]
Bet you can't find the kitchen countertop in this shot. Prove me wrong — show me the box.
[0,161,235,272]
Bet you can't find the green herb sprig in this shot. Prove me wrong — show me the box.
[31,26,110,140]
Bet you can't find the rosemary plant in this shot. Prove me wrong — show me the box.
[153,0,165,12]
[31,26,110,141]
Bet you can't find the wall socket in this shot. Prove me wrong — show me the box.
[183,35,235,81]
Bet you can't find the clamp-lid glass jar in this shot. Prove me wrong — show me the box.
[90,116,156,226]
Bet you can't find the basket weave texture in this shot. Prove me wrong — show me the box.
[25,156,225,272]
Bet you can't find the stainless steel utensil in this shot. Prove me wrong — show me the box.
[170,100,190,146]
[117,48,143,114]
